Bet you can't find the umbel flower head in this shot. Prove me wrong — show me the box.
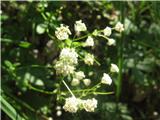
[83,78,91,86]
[71,78,80,86]
[63,97,98,113]
[74,20,87,32]
[82,98,98,112]
[110,63,119,73]
[74,71,85,80]
[84,53,94,66]
[54,48,78,76]
[103,26,112,36]
[55,24,71,40]
[60,48,78,64]
[54,60,75,76]
[115,22,124,32]
[63,97,78,113]
[84,36,94,47]
[101,73,112,85]
[107,38,116,46]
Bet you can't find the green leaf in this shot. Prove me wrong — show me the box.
[19,42,31,48]
[0,96,25,120]
[4,60,15,71]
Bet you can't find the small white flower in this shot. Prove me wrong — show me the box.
[83,98,98,112]
[74,71,85,80]
[74,20,87,32]
[84,36,94,47]
[63,97,78,113]
[103,27,112,36]
[56,110,62,116]
[56,106,61,110]
[115,22,124,32]
[84,53,94,66]
[48,117,53,120]
[55,24,71,40]
[101,73,112,85]
[110,63,119,73]
[83,79,91,86]
[71,78,80,86]
[107,38,116,46]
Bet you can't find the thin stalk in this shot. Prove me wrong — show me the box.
[116,2,125,101]
[62,80,75,97]
[28,84,56,95]
[93,91,114,95]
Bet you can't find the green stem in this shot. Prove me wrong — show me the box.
[116,2,125,102]
[93,91,114,95]
[73,34,90,41]
[28,84,56,95]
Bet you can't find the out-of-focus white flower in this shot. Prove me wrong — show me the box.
[103,27,112,36]
[83,79,91,86]
[74,71,85,80]
[56,106,61,110]
[83,98,98,112]
[60,48,78,64]
[54,60,75,76]
[110,63,119,73]
[48,117,53,120]
[101,73,112,85]
[84,36,94,47]
[84,53,94,66]
[56,110,62,116]
[63,97,78,113]
[107,38,116,46]
[115,22,124,32]
[74,20,87,32]
[55,24,71,40]
[71,78,80,86]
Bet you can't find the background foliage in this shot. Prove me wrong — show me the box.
[1,1,160,120]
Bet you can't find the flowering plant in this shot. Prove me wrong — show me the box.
[53,20,124,113]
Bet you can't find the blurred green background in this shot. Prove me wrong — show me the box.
[1,1,160,120]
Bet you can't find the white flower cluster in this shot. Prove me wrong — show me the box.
[101,63,119,85]
[115,22,124,32]
[84,53,94,66]
[55,20,87,41]
[101,73,112,85]
[84,36,94,47]
[63,97,97,113]
[54,48,78,76]
[54,20,123,114]
[63,97,78,113]
[71,71,91,87]
[102,21,124,46]
[110,63,119,73]
[103,26,112,36]
[74,20,87,32]
[60,48,78,64]
[55,24,71,40]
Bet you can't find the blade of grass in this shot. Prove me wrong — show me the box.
[1,95,25,120]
